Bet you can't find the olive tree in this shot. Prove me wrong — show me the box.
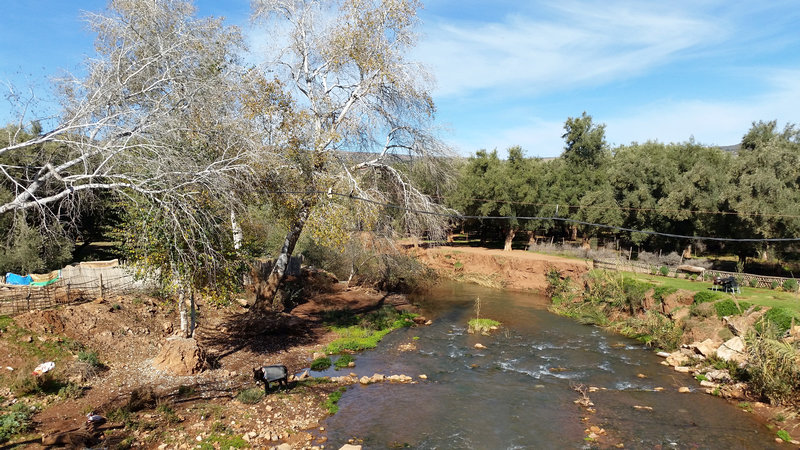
[249,0,453,310]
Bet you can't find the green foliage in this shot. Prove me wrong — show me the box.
[782,279,798,292]
[652,286,677,303]
[0,214,74,275]
[694,291,724,304]
[744,332,800,404]
[714,299,751,318]
[235,388,264,404]
[749,278,759,288]
[757,307,796,337]
[771,281,780,290]
[546,267,578,304]
[334,354,354,369]
[324,387,347,415]
[310,357,332,371]
[468,318,501,334]
[659,266,669,276]
[0,403,34,444]
[777,430,792,443]
[77,350,102,368]
[614,311,683,350]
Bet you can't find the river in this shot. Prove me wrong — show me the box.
[315,282,778,449]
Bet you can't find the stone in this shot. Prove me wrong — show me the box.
[678,387,691,393]
[656,351,671,358]
[312,352,326,360]
[699,380,718,388]
[716,336,746,364]
[359,376,371,385]
[276,444,291,450]
[412,316,428,324]
[419,374,427,379]
[298,370,310,380]
[425,320,433,326]
[636,373,647,378]
[370,373,385,383]
[474,343,487,349]
[339,445,362,450]
[674,366,691,373]
[690,339,720,358]
[705,369,731,382]
[152,337,206,375]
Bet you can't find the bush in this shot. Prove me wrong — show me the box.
[749,279,758,288]
[782,279,798,292]
[0,403,34,444]
[745,333,800,404]
[771,281,780,290]
[310,357,332,371]
[758,307,795,336]
[78,350,102,368]
[694,291,724,304]
[615,311,683,350]
[659,266,669,277]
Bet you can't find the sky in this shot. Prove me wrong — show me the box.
[1,1,799,157]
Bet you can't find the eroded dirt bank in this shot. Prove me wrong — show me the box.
[415,245,591,292]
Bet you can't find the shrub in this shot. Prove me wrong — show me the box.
[694,291,723,304]
[745,333,800,405]
[615,311,683,350]
[659,266,669,277]
[771,281,780,290]
[78,350,102,368]
[782,279,798,292]
[310,357,332,371]
[653,286,677,304]
[749,279,758,288]
[0,403,34,444]
[757,307,795,336]
[235,388,264,405]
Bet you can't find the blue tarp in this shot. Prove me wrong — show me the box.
[4,273,32,285]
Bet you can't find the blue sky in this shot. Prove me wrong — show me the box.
[1,1,799,157]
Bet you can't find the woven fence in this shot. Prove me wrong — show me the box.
[593,258,797,290]
[0,261,154,315]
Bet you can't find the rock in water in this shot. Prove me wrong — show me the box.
[152,337,206,375]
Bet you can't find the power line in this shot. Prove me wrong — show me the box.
[268,190,800,243]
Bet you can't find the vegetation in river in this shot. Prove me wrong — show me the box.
[468,318,501,334]
[323,307,417,354]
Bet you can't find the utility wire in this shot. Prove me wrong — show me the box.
[268,190,800,243]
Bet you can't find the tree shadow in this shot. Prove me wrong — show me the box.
[197,310,321,364]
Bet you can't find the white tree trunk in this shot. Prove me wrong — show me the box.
[503,228,516,251]
[231,210,243,251]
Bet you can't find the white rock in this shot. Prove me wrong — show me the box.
[674,366,691,373]
[474,343,487,349]
[656,351,671,358]
[339,445,362,450]
[678,387,691,393]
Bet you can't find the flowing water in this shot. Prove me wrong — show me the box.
[317,282,778,449]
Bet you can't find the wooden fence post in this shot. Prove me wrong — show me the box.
[99,274,104,300]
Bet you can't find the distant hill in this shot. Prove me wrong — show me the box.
[718,144,740,153]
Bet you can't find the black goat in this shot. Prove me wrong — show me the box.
[253,365,289,394]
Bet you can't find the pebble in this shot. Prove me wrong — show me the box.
[678,387,691,393]
[419,374,427,379]
[474,343,487,349]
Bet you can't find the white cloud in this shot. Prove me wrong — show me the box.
[415,1,723,98]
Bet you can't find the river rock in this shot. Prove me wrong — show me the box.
[678,387,691,393]
[705,369,731,382]
[339,445,362,450]
[275,444,291,450]
[312,352,326,360]
[690,339,720,358]
[674,366,691,373]
[656,351,671,358]
[700,380,718,388]
[370,373,385,383]
[716,336,746,364]
[419,374,428,379]
[359,376,371,385]
[474,343,487,349]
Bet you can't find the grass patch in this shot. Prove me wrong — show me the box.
[235,387,264,404]
[777,430,792,443]
[323,306,416,354]
[324,387,347,415]
[467,318,501,334]
[310,357,332,371]
[334,354,354,370]
[714,299,751,318]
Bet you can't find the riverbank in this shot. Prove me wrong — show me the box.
[0,277,419,449]
[417,246,800,445]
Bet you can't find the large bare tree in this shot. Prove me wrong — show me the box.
[1,0,254,336]
[249,0,453,310]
